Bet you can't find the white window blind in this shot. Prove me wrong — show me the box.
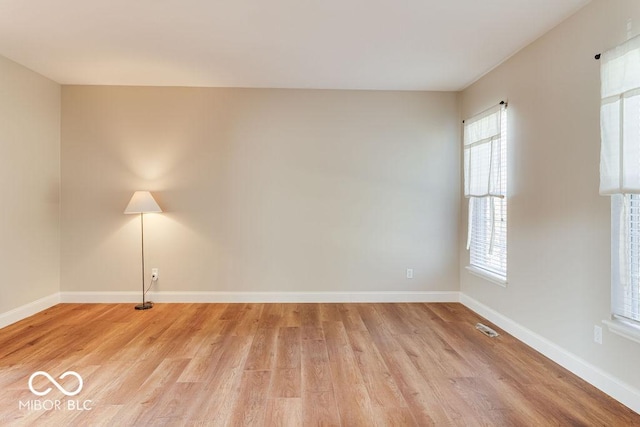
[470,196,507,277]
[464,104,507,279]
[612,194,640,323]
[464,104,505,198]
[600,35,640,325]
[600,34,640,195]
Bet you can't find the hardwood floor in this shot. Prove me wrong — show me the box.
[0,303,637,426]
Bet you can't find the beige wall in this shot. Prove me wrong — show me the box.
[460,0,640,390]
[61,87,460,294]
[0,56,60,313]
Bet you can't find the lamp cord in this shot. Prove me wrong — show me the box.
[143,277,154,299]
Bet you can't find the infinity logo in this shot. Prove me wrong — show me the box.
[28,371,83,397]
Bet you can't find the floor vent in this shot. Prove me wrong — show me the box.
[475,323,499,338]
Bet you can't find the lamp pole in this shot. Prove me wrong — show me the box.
[135,212,152,310]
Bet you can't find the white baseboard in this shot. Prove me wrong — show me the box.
[0,293,60,329]
[459,293,640,414]
[60,291,140,303]
[60,290,460,304]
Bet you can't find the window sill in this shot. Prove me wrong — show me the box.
[603,317,640,345]
[465,265,507,287]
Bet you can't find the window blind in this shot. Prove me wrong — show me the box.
[464,104,505,198]
[612,194,640,323]
[600,34,640,195]
[470,196,507,277]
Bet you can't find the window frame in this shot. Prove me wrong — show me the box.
[464,105,508,284]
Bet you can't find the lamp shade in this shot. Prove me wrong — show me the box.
[124,191,162,214]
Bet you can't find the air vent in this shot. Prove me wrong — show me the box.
[475,323,499,338]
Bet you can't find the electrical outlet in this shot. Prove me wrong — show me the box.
[406,268,414,279]
[594,325,603,344]
[151,268,159,281]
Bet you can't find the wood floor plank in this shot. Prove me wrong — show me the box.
[381,349,449,426]
[281,303,302,327]
[356,304,404,353]
[338,303,368,331]
[300,326,324,341]
[276,327,301,369]
[63,403,123,427]
[300,303,324,340]
[270,367,301,398]
[192,331,228,359]
[138,357,190,393]
[302,390,341,427]
[323,320,375,426]
[319,303,341,322]
[395,331,477,379]
[231,303,263,336]
[135,381,202,425]
[264,398,302,427]
[372,406,418,427]
[347,329,406,408]
[227,370,271,426]
[301,339,333,392]
[373,303,416,335]
[243,327,278,371]
[177,338,227,382]
[299,303,320,326]
[187,366,243,425]
[258,303,285,329]
[0,302,637,426]
[219,303,245,321]
[202,335,253,386]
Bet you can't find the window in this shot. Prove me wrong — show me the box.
[463,103,507,282]
[600,34,640,339]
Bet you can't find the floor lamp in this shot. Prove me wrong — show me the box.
[124,191,162,310]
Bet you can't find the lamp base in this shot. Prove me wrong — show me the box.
[134,301,154,310]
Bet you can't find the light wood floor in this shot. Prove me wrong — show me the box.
[0,303,638,426]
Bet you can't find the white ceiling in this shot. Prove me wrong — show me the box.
[0,0,590,91]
